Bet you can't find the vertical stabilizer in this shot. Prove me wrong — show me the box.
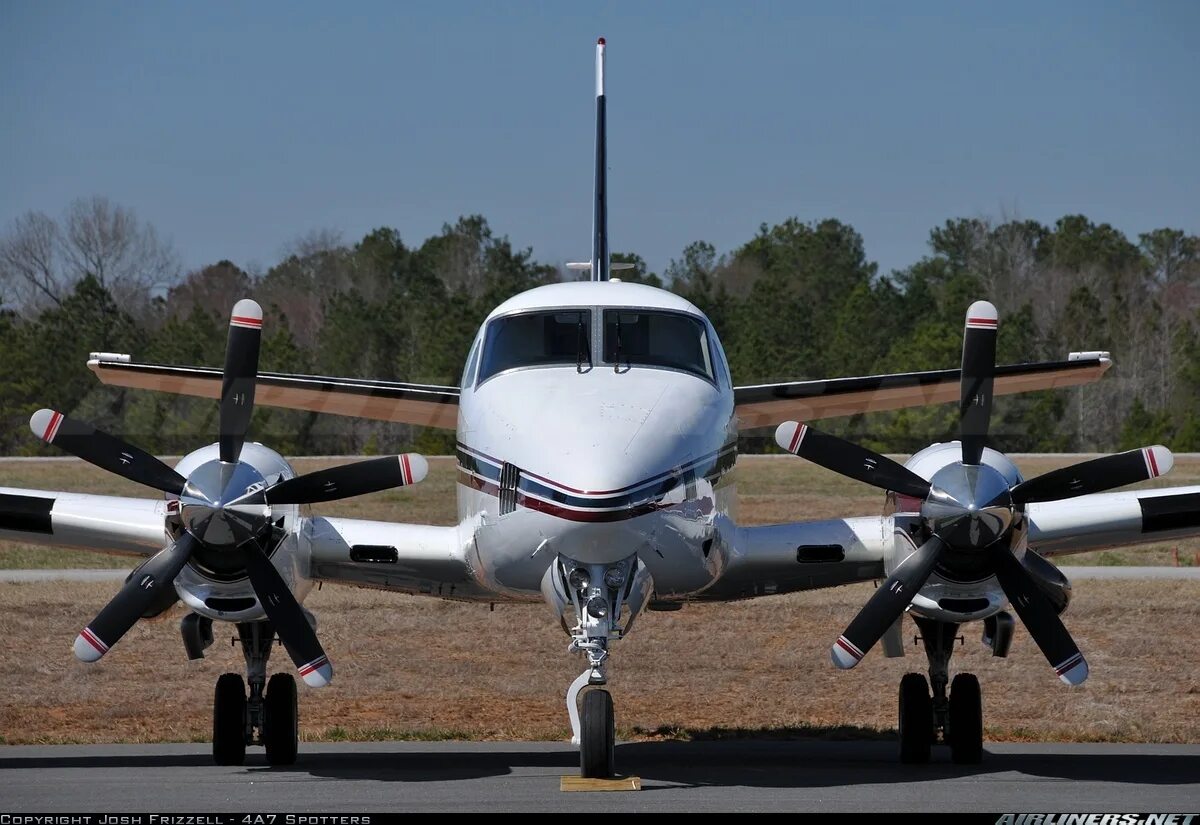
[591,37,609,282]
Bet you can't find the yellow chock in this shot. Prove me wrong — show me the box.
[560,775,643,792]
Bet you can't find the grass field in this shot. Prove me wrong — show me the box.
[0,578,1197,745]
[0,455,1197,746]
[2,454,1198,568]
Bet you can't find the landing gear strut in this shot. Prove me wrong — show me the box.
[899,617,983,764]
[210,620,299,766]
[556,555,644,779]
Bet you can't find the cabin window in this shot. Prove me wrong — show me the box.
[477,309,592,383]
[602,310,714,380]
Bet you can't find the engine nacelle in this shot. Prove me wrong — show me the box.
[887,442,1028,625]
[168,442,309,623]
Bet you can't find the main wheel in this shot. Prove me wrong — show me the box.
[579,688,615,779]
[948,672,983,764]
[264,673,299,766]
[213,673,247,766]
[898,672,932,764]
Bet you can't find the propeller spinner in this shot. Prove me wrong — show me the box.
[31,299,429,687]
[775,300,1173,685]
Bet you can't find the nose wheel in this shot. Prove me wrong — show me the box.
[580,688,616,778]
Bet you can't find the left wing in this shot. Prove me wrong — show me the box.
[0,487,167,556]
[734,353,1110,429]
[89,355,459,429]
[697,517,889,601]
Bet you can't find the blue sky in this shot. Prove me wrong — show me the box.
[1,1,1197,280]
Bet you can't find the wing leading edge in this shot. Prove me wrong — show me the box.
[89,357,459,429]
[734,353,1111,429]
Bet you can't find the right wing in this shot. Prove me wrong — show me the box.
[733,353,1111,429]
[0,484,487,599]
[305,516,489,600]
[89,355,459,429]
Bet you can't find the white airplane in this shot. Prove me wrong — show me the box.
[3,38,1198,777]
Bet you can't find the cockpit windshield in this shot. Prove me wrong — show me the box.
[603,310,713,380]
[478,310,591,383]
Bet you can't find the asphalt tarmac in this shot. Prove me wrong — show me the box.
[1,741,1197,813]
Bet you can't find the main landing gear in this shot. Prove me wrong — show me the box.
[208,620,298,766]
[898,616,985,764]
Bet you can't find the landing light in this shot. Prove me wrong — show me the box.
[586,596,609,619]
[568,568,591,593]
[604,568,626,589]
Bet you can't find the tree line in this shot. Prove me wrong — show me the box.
[1,196,1197,456]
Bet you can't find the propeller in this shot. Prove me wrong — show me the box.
[219,299,263,464]
[32,298,428,685]
[73,533,198,662]
[29,409,186,496]
[250,454,429,506]
[774,299,1173,684]
[244,540,332,687]
[775,422,931,500]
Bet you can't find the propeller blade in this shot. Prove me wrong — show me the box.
[261,454,429,505]
[775,421,932,500]
[218,299,263,464]
[243,542,333,687]
[959,300,998,466]
[1011,445,1173,506]
[30,409,186,496]
[831,535,946,669]
[73,533,197,662]
[991,548,1088,685]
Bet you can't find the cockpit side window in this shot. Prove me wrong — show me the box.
[602,310,714,381]
[477,309,592,383]
[460,335,482,389]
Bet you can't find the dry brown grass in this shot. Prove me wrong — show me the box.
[1,578,1197,745]
[3,455,1198,568]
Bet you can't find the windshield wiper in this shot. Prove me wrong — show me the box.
[613,314,624,373]
[576,312,591,373]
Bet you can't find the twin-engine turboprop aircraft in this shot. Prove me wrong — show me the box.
[3,38,1199,777]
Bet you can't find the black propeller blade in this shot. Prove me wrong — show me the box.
[991,547,1088,684]
[831,535,946,668]
[1011,445,1173,505]
[243,541,332,687]
[959,300,998,466]
[218,299,263,464]
[257,454,430,506]
[72,533,198,662]
[775,421,932,500]
[30,408,186,496]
